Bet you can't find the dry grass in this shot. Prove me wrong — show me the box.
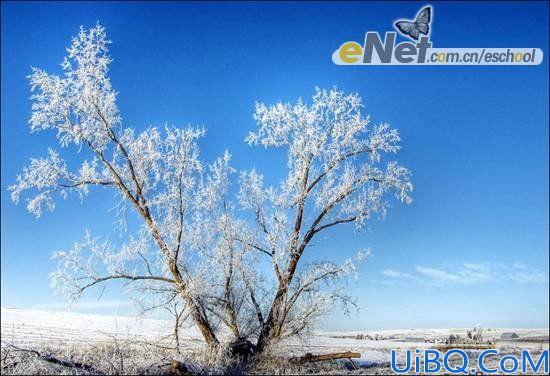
[3,340,184,375]
[2,338,548,375]
[0,339,363,375]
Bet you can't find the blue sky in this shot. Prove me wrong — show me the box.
[1,1,548,330]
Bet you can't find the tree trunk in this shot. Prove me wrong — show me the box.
[256,252,302,353]
[189,306,219,346]
[171,264,219,347]
[256,280,290,352]
[174,312,181,354]
[226,305,241,339]
[257,161,312,353]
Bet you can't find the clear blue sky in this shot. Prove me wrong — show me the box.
[1,1,548,330]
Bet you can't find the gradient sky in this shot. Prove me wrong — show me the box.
[1,1,548,330]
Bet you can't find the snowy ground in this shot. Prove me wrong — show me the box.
[1,307,196,344]
[1,307,548,373]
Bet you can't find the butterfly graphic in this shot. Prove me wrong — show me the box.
[394,6,432,41]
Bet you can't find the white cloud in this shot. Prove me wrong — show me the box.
[381,269,413,279]
[380,262,547,286]
[415,266,462,284]
[506,270,546,284]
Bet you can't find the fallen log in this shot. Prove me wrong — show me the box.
[291,351,361,363]
[170,360,190,375]
[151,360,204,375]
[2,343,105,374]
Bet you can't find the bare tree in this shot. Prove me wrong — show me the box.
[10,25,412,355]
[9,24,231,347]
[240,88,413,352]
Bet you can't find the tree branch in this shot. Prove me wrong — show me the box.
[77,274,175,294]
[306,148,373,194]
[137,251,154,276]
[59,180,116,188]
[94,104,146,206]
[236,238,271,257]
[311,216,356,236]
[174,166,186,263]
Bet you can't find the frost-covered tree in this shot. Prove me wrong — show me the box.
[8,25,234,347]
[10,25,412,354]
[242,88,413,351]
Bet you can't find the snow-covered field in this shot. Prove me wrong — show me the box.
[2,308,548,355]
[1,307,197,344]
[1,307,548,374]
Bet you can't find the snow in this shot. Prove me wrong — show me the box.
[0,307,202,346]
[2,307,547,365]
